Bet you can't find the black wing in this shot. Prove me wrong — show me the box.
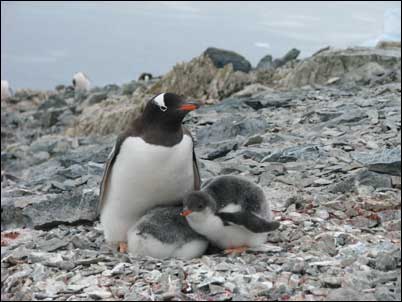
[217,212,280,233]
[183,127,201,190]
[97,134,125,217]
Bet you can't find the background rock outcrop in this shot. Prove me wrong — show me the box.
[280,47,401,88]
[147,54,253,100]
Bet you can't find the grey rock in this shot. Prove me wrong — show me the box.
[375,252,399,271]
[352,147,401,176]
[41,108,65,128]
[326,287,376,301]
[244,94,294,110]
[261,145,323,163]
[197,115,269,144]
[244,135,263,146]
[121,81,140,96]
[38,95,68,110]
[83,92,108,106]
[321,276,342,288]
[38,237,70,252]
[256,54,273,71]
[272,48,301,69]
[204,47,252,73]
[282,258,305,274]
[282,47,401,88]
[330,169,392,193]
[57,164,86,179]
[1,189,98,230]
[201,141,238,160]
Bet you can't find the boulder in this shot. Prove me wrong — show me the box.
[1,190,98,230]
[352,147,401,176]
[280,47,401,88]
[272,48,301,69]
[204,47,252,73]
[196,115,269,144]
[256,54,273,71]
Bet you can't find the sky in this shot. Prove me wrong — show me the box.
[1,1,401,90]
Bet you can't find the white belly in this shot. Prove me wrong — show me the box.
[127,230,208,260]
[101,135,195,243]
[187,213,267,249]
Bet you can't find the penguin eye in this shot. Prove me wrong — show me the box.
[159,105,167,112]
[197,203,204,210]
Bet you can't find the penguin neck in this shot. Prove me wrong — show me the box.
[139,115,184,147]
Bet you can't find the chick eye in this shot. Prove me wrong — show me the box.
[197,204,203,210]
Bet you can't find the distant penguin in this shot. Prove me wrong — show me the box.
[127,206,208,260]
[1,80,13,100]
[98,93,202,252]
[138,73,153,82]
[181,175,280,253]
[72,72,90,92]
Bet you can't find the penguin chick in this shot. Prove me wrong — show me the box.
[181,175,280,251]
[127,206,208,260]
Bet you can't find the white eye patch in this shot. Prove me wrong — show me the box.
[154,93,167,111]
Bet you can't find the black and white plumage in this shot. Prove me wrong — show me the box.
[1,80,13,100]
[72,72,90,92]
[181,175,280,250]
[127,206,208,260]
[138,73,153,82]
[98,93,201,246]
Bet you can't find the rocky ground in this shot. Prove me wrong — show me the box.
[1,45,401,301]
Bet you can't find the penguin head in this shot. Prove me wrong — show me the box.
[144,93,202,127]
[181,191,217,218]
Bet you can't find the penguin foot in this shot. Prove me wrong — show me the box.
[119,241,128,253]
[224,246,248,255]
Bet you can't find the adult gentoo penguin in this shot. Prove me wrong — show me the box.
[1,80,13,101]
[181,175,280,253]
[99,93,202,251]
[127,206,208,259]
[72,72,90,92]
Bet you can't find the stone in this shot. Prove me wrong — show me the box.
[282,258,305,274]
[1,189,98,230]
[201,141,238,160]
[375,252,399,271]
[272,48,301,69]
[321,276,342,288]
[244,135,263,146]
[261,145,322,163]
[82,91,108,106]
[256,54,273,71]
[197,115,268,144]
[326,287,376,301]
[352,147,401,176]
[38,95,68,110]
[204,47,252,73]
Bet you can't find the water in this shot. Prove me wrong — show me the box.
[1,1,401,90]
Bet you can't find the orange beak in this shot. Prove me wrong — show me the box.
[180,209,193,217]
[179,100,202,111]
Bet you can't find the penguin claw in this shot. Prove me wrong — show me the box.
[224,246,248,255]
[119,241,128,253]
